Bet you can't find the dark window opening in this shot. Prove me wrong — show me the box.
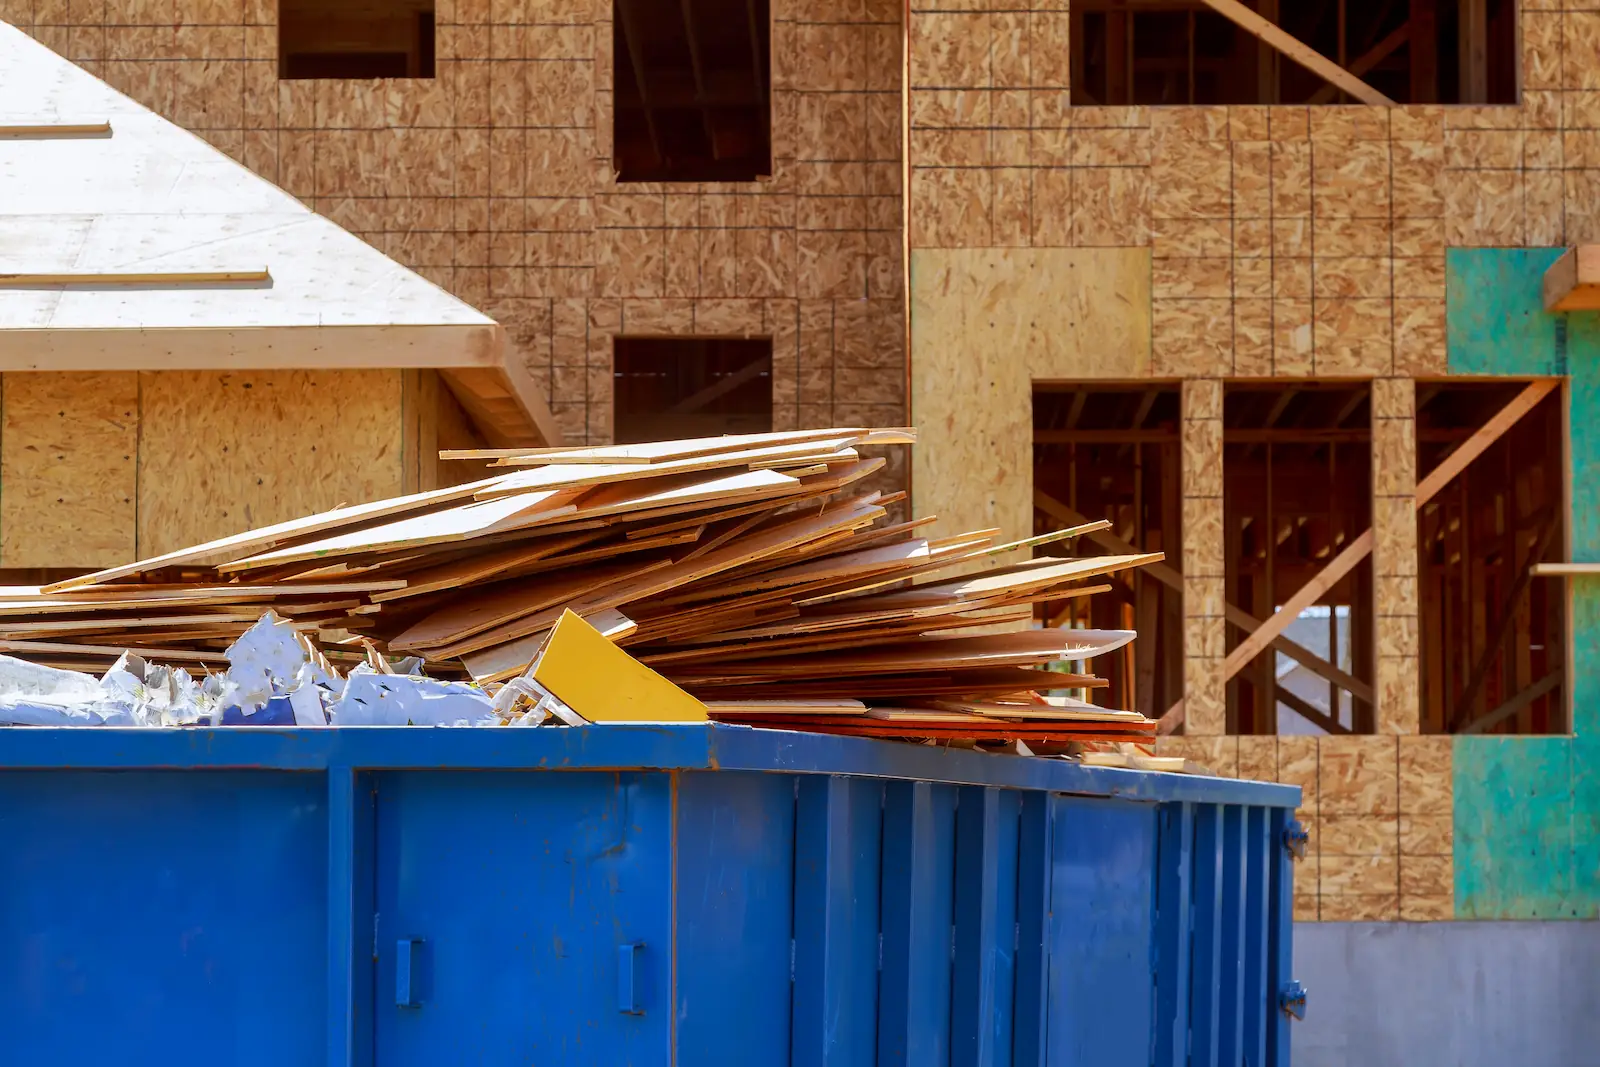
[613,337,773,444]
[1033,385,1185,719]
[1417,381,1565,735]
[1070,0,1516,106]
[1224,384,1374,735]
[279,0,436,80]
[613,0,772,182]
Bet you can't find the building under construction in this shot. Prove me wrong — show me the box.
[0,0,1594,1060]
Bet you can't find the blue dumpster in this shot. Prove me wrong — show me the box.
[0,724,1300,1066]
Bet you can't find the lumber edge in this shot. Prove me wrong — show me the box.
[1543,246,1600,311]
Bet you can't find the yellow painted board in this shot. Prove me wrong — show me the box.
[531,610,708,723]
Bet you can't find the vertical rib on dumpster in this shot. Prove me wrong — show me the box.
[675,771,797,1064]
[1267,807,1294,1066]
[1189,805,1224,1066]
[326,767,374,1067]
[879,781,957,1067]
[1012,791,1052,1067]
[952,786,1001,1067]
[1153,803,1194,1067]
[1046,796,1159,1066]
[1215,806,1247,1067]
[794,776,883,1067]
[1240,806,1272,1067]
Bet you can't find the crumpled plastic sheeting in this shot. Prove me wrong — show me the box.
[0,610,499,727]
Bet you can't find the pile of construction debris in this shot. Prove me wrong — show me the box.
[0,428,1167,751]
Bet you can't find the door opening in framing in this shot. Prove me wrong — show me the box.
[1417,381,1566,735]
[1224,383,1374,735]
[1032,384,1184,718]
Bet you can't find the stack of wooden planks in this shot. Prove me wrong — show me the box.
[10,428,1163,746]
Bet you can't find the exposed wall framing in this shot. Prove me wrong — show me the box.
[278,0,436,80]
[1070,0,1517,106]
[1032,384,1184,717]
[1223,383,1375,735]
[613,0,773,181]
[1416,381,1566,735]
[613,337,774,444]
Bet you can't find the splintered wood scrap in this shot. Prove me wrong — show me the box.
[24,426,1164,746]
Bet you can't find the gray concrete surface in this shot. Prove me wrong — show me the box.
[1292,921,1600,1067]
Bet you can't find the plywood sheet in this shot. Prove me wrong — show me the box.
[136,369,405,558]
[1,371,137,568]
[909,248,1152,545]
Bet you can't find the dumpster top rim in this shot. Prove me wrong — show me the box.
[0,723,1301,807]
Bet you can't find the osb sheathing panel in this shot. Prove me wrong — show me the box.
[0,372,138,568]
[1182,380,1225,736]
[10,0,906,451]
[905,7,1600,380]
[1373,378,1421,734]
[909,247,1151,544]
[136,370,405,558]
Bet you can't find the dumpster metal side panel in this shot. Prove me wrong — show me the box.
[370,770,672,1067]
[675,770,797,1065]
[792,775,884,1067]
[0,770,328,1066]
[1045,795,1159,1067]
[0,729,1301,1067]
[878,781,957,1067]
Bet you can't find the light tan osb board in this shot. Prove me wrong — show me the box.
[910,248,1152,549]
[1,372,138,568]
[137,370,406,558]
[1156,733,1455,922]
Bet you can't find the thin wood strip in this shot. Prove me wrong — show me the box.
[0,121,112,136]
[0,270,270,287]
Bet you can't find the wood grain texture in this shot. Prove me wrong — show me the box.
[136,370,405,558]
[909,247,1152,547]
[1,372,138,568]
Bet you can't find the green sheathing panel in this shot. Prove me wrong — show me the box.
[1446,248,1599,918]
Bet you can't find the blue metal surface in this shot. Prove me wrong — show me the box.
[793,775,883,1067]
[0,724,1302,805]
[1190,805,1225,1066]
[1153,802,1195,1066]
[1047,795,1160,1067]
[1011,792,1050,1067]
[370,770,672,1066]
[0,770,328,1066]
[675,769,797,1064]
[878,781,956,1067]
[0,726,1300,1066]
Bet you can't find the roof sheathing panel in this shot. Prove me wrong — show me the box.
[0,22,495,341]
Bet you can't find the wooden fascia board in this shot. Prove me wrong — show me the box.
[0,323,503,371]
[1,321,554,446]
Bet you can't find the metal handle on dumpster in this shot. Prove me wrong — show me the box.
[396,938,423,1009]
[1279,980,1307,1021]
[617,942,644,1015]
[1283,819,1310,861]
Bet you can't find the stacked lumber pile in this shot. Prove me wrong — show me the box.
[7,428,1162,747]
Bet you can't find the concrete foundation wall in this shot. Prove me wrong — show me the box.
[1293,920,1600,1067]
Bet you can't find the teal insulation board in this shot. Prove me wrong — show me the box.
[1445,248,1600,918]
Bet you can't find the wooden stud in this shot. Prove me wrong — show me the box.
[1543,247,1600,312]
[1193,0,1395,105]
